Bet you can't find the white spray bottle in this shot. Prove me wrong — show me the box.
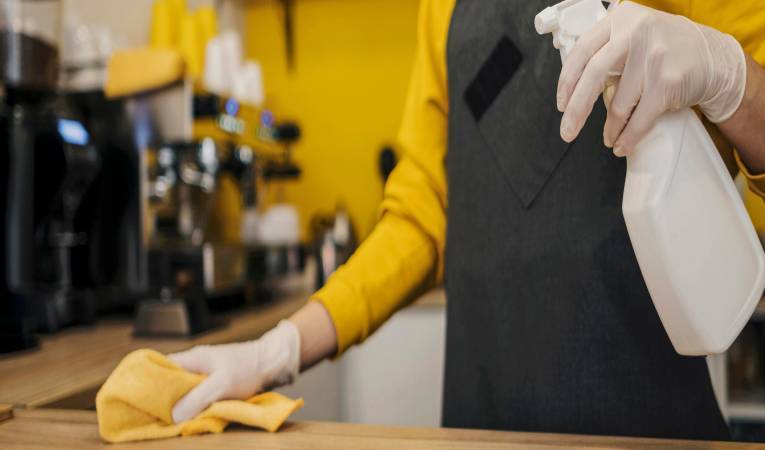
[535,0,765,355]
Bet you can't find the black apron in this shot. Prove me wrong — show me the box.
[442,0,729,440]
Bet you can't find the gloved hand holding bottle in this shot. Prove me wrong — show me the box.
[556,1,747,156]
[168,302,337,423]
[535,0,765,356]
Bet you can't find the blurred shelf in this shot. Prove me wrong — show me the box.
[412,287,445,308]
[725,301,765,427]
[728,401,765,422]
[749,298,765,322]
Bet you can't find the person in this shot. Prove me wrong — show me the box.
[168,0,765,440]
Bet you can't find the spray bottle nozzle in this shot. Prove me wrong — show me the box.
[534,0,609,62]
[535,6,560,35]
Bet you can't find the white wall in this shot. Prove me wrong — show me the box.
[62,0,244,49]
[339,305,446,426]
[277,360,342,422]
[277,302,447,427]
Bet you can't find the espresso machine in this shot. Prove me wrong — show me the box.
[0,0,101,352]
[134,137,255,336]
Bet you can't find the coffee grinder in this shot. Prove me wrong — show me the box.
[0,0,100,352]
[64,91,148,314]
[60,20,149,314]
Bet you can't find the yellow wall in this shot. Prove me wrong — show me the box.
[243,0,421,240]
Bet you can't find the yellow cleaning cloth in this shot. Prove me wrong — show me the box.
[96,349,303,443]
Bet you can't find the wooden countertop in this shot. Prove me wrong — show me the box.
[0,294,308,409]
[1,408,762,450]
[412,287,446,308]
[0,404,12,423]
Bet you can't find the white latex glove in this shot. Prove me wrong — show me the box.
[557,1,746,156]
[168,320,300,423]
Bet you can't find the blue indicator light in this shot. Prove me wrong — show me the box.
[58,119,90,146]
[261,110,274,126]
[225,98,240,116]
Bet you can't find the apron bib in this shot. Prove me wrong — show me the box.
[442,0,729,440]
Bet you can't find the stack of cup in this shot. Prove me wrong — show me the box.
[204,29,265,107]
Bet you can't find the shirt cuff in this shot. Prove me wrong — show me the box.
[735,151,765,198]
[311,275,369,356]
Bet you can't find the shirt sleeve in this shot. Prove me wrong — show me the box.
[312,0,455,355]
[684,0,765,195]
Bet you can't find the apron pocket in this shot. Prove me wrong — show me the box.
[464,34,572,209]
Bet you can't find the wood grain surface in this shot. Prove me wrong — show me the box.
[0,294,308,409]
[0,404,12,423]
[1,408,762,450]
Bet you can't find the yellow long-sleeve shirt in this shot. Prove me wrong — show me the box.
[314,0,765,355]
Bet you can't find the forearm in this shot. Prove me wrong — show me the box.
[719,55,765,173]
[288,301,338,371]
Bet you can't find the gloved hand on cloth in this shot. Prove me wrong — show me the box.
[168,319,301,423]
[96,320,302,443]
[556,1,747,156]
